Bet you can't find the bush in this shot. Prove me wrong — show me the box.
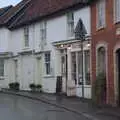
[9,82,20,91]
[29,83,36,91]
[92,72,106,104]
[29,83,42,92]
[36,84,42,89]
[36,84,42,92]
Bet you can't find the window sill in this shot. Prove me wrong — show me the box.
[0,77,4,80]
[76,85,91,88]
[44,75,54,78]
[22,47,30,51]
[114,20,120,25]
[96,26,105,31]
[68,36,75,40]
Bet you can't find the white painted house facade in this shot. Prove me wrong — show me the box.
[0,0,91,98]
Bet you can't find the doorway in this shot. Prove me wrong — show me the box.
[116,49,120,105]
[97,47,107,103]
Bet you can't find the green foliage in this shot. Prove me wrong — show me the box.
[36,84,42,89]
[9,82,20,91]
[29,83,42,92]
[29,83,36,89]
[92,72,106,104]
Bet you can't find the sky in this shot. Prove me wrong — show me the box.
[0,0,22,8]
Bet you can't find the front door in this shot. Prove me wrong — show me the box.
[116,49,120,105]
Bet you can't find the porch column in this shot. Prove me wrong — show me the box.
[67,48,76,96]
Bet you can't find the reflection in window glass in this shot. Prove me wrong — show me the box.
[71,52,77,84]
[84,50,90,85]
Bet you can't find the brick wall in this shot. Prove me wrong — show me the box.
[91,0,120,105]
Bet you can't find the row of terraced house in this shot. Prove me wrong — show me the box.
[0,0,120,106]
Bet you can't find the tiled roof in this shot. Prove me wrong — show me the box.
[0,0,30,27]
[0,0,89,29]
[0,5,13,16]
[10,0,89,29]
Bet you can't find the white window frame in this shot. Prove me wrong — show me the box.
[40,21,47,44]
[44,52,51,75]
[0,59,4,79]
[71,50,90,86]
[67,12,74,38]
[114,0,120,23]
[24,26,29,48]
[96,0,106,29]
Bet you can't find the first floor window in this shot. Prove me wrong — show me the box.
[24,26,29,47]
[40,21,47,43]
[96,0,105,28]
[0,59,4,77]
[44,52,51,75]
[67,12,74,37]
[115,0,120,22]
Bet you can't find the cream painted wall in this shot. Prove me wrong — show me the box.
[0,6,91,94]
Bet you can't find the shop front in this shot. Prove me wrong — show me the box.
[53,39,91,99]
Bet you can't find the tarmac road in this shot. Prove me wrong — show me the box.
[0,93,90,120]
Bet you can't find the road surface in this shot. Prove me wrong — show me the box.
[0,93,90,120]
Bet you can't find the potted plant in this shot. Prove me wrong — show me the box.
[29,83,36,92]
[14,82,20,91]
[9,83,14,90]
[36,84,42,92]
[9,82,20,91]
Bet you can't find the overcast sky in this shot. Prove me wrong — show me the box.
[0,0,22,8]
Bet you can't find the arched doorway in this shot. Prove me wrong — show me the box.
[116,49,120,105]
[96,46,107,103]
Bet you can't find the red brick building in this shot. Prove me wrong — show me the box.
[91,0,120,106]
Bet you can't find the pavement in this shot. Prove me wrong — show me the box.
[1,89,120,120]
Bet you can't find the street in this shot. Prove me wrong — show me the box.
[0,93,90,120]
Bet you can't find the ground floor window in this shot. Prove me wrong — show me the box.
[0,59,4,77]
[84,50,90,85]
[97,47,106,74]
[44,52,51,75]
[71,50,90,85]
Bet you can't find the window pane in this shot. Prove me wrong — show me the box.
[45,53,50,62]
[97,0,105,28]
[24,26,29,47]
[71,52,77,84]
[0,59,4,76]
[115,0,120,22]
[40,22,47,41]
[45,52,51,75]
[61,56,66,74]
[84,51,90,85]
[46,63,50,75]
[67,12,74,37]
[78,51,82,85]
